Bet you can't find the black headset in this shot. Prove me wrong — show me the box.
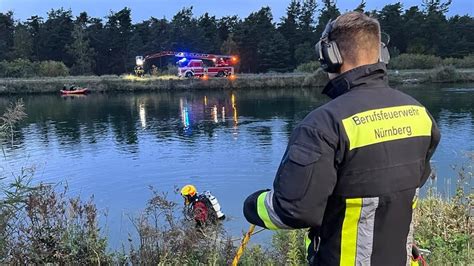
[315,19,390,73]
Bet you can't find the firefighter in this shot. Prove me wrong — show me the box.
[180,184,225,227]
[243,12,440,266]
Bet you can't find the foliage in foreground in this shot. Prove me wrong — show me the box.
[413,161,473,265]
[1,170,470,265]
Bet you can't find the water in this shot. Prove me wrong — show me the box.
[1,84,473,246]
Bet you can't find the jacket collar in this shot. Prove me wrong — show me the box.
[322,62,388,99]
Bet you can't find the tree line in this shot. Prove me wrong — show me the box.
[0,0,472,75]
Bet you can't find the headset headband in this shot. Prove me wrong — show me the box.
[321,19,334,40]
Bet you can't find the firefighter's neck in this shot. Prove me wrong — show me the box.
[329,54,379,80]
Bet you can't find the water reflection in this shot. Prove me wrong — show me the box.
[139,102,147,129]
[232,93,238,127]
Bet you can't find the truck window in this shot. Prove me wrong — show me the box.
[190,61,202,67]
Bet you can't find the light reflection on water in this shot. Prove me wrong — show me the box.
[0,84,473,246]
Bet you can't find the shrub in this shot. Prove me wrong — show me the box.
[159,64,179,76]
[443,54,474,68]
[1,183,111,264]
[302,68,328,87]
[428,65,464,83]
[389,54,443,69]
[0,59,39,78]
[0,60,69,78]
[38,60,70,77]
[390,53,474,70]
[295,61,320,73]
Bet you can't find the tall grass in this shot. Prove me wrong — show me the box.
[0,99,26,145]
[414,159,473,265]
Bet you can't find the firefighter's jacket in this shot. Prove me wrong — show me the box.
[243,63,440,265]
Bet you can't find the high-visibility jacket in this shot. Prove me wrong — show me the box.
[243,63,440,266]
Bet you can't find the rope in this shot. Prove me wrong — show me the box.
[231,227,266,242]
[232,224,256,266]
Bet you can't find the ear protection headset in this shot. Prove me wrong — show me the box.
[315,19,390,73]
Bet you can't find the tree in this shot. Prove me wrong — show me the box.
[2,2,473,75]
[421,0,451,55]
[217,16,239,43]
[315,0,340,37]
[37,9,74,65]
[234,7,275,72]
[402,6,427,54]
[298,0,317,43]
[221,35,238,55]
[12,23,33,60]
[128,19,152,61]
[0,12,15,61]
[26,15,43,61]
[168,7,205,52]
[67,22,95,75]
[105,8,133,74]
[354,1,367,12]
[378,3,405,54]
[259,32,291,72]
[86,17,108,74]
[279,0,301,68]
[198,13,220,53]
[444,15,474,57]
[294,42,316,65]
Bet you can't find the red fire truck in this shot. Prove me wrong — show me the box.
[135,51,238,78]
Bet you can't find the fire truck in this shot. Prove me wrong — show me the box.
[135,51,238,78]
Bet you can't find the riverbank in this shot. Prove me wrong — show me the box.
[0,67,473,95]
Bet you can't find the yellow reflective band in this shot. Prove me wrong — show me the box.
[257,192,278,230]
[305,233,311,250]
[305,232,312,258]
[412,198,418,209]
[340,198,363,266]
[342,105,432,150]
[411,259,420,266]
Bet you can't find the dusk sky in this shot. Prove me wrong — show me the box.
[1,0,473,22]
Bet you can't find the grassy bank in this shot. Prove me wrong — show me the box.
[0,67,474,95]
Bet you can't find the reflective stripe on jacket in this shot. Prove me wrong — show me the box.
[243,63,441,266]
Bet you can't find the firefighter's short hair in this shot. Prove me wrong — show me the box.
[330,12,381,65]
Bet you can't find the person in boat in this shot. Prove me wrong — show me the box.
[180,184,225,227]
[69,85,77,91]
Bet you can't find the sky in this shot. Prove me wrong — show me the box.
[1,0,473,22]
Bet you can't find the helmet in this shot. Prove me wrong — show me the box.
[181,184,197,197]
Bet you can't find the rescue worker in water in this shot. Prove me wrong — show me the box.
[243,12,440,266]
[181,184,225,227]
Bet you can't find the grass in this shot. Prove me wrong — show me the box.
[0,67,473,95]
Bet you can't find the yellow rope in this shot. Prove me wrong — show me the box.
[232,224,256,266]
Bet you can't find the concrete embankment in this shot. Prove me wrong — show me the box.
[0,68,473,95]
